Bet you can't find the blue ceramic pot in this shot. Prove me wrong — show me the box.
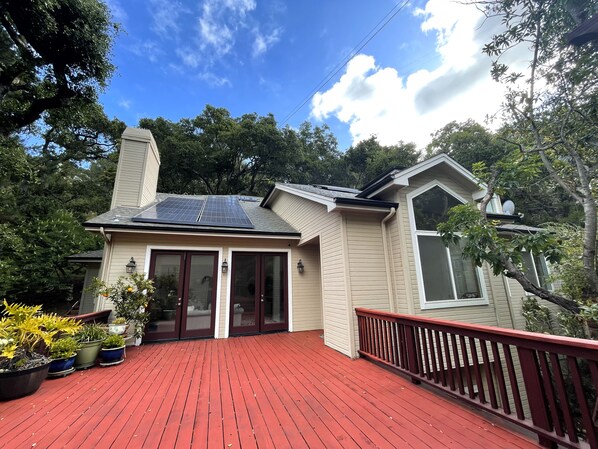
[100,346,125,363]
[48,355,76,373]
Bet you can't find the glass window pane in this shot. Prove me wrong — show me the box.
[533,253,552,290]
[232,255,257,329]
[263,255,285,325]
[413,186,462,231]
[186,255,215,331]
[149,254,181,333]
[448,240,481,299]
[418,235,454,301]
[521,251,540,286]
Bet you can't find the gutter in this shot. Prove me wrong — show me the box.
[99,226,112,244]
[381,207,397,312]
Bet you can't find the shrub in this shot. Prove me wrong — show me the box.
[102,334,125,349]
[75,323,107,343]
[49,337,80,359]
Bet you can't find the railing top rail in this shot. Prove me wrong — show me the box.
[71,309,111,324]
[355,307,598,353]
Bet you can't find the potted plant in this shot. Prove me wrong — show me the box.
[48,337,80,377]
[108,317,128,335]
[0,300,81,400]
[91,273,155,344]
[74,324,107,369]
[99,334,126,366]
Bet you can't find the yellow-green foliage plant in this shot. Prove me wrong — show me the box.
[0,300,82,372]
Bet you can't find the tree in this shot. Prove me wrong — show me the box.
[426,120,509,171]
[343,136,420,187]
[438,0,598,313]
[0,0,117,136]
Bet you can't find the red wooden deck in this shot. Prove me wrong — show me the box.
[0,331,540,449]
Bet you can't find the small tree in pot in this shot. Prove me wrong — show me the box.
[48,337,80,377]
[91,273,155,341]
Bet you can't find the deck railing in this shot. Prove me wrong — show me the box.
[355,308,598,449]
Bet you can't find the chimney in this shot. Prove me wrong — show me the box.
[111,127,161,209]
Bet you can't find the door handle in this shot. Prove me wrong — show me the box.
[177,298,182,307]
[260,294,264,303]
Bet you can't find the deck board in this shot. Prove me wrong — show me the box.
[0,331,540,449]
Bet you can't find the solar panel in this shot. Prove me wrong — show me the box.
[198,196,254,229]
[132,196,254,229]
[132,197,204,224]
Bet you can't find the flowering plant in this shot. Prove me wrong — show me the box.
[91,273,155,339]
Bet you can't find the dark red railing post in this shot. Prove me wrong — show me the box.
[517,347,556,448]
[404,324,420,384]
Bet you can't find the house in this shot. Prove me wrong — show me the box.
[84,127,546,357]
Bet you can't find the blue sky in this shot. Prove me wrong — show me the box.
[101,0,511,150]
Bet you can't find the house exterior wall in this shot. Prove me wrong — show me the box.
[111,127,160,209]
[390,166,505,327]
[269,191,351,356]
[79,263,101,314]
[344,212,391,351]
[97,231,321,338]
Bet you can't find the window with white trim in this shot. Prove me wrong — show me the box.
[521,250,552,291]
[410,184,487,308]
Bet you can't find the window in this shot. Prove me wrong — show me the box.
[409,184,487,308]
[521,250,552,291]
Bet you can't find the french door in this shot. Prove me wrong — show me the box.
[229,253,288,335]
[145,251,218,341]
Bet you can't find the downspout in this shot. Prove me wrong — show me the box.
[98,227,112,310]
[382,207,397,312]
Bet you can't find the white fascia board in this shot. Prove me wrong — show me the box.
[84,227,301,240]
[365,154,488,199]
[268,184,335,210]
[329,204,394,213]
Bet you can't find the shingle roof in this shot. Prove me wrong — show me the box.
[67,249,104,262]
[85,193,300,236]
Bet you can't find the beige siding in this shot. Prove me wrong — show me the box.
[111,128,161,209]
[111,139,146,208]
[506,278,563,331]
[99,232,312,339]
[391,166,506,327]
[79,263,101,314]
[270,192,351,356]
[345,212,391,348]
[292,243,323,331]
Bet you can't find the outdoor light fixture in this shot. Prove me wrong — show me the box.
[297,259,304,273]
[221,259,229,274]
[125,257,137,274]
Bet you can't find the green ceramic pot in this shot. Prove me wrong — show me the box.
[74,340,102,369]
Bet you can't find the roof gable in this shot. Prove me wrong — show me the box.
[357,154,486,199]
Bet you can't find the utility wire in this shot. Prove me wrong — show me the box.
[281,0,411,126]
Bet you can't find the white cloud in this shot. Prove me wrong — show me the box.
[129,41,164,63]
[252,28,281,58]
[311,0,519,148]
[105,0,127,23]
[199,71,232,87]
[118,99,132,109]
[148,0,189,38]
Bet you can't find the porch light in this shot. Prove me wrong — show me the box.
[222,259,229,274]
[125,257,137,274]
[297,259,304,274]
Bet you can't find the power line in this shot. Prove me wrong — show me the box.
[281,0,411,126]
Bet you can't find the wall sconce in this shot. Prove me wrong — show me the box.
[221,259,228,274]
[125,257,137,274]
[297,259,304,273]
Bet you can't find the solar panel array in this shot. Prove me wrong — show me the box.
[132,196,254,229]
[198,196,254,228]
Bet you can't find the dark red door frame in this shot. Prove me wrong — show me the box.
[229,252,288,336]
[145,250,218,341]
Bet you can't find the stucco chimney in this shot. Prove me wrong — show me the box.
[111,127,161,209]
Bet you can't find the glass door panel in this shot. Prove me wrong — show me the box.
[230,254,259,335]
[146,253,184,341]
[182,253,217,338]
[262,254,286,331]
[230,252,288,335]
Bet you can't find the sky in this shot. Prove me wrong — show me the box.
[101,0,517,151]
